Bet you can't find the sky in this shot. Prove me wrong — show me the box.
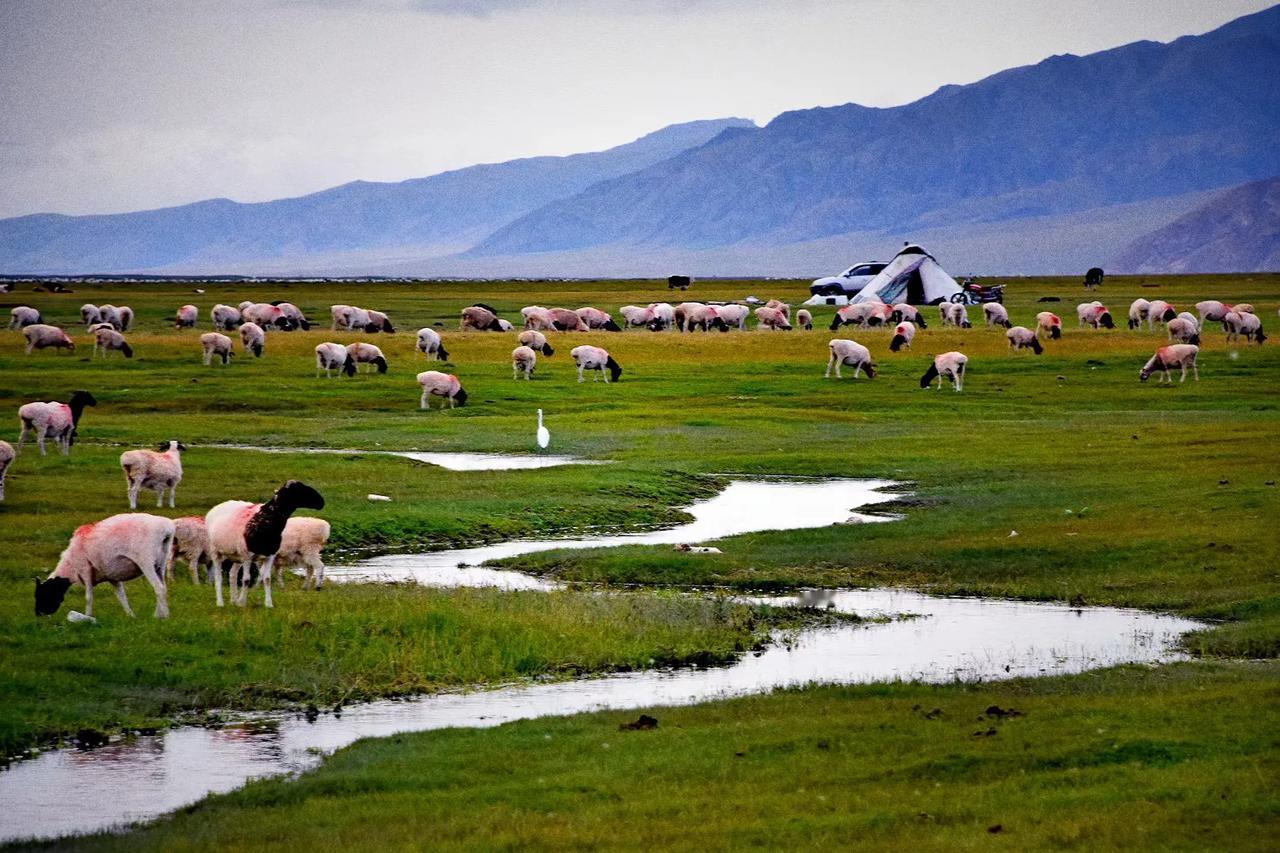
[0,0,1273,219]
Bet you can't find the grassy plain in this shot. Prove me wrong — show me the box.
[2,274,1278,847]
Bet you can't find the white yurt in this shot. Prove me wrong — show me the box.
[852,245,961,305]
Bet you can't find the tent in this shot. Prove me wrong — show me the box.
[852,245,960,305]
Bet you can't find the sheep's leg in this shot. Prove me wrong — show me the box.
[37,427,49,456]
[142,555,169,619]
[852,363,862,379]
[83,579,94,618]
[420,390,429,409]
[311,554,324,590]
[957,365,965,391]
[1179,363,1188,383]
[1192,360,1199,381]
[235,560,253,606]
[824,355,835,378]
[168,485,176,509]
[577,365,584,383]
[260,555,275,608]
[213,554,224,605]
[112,582,136,617]
[126,478,140,510]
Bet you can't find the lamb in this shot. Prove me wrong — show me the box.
[512,345,537,379]
[315,342,357,377]
[120,440,185,509]
[518,329,554,356]
[522,307,558,332]
[23,324,75,354]
[9,306,42,329]
[796,309,814,331]
[889,321,916,352]
[272,516,331,589]
[715,304,751,330]
[547,307,588,332]
[1166,317,1201,345]
[211,304,242,330]
[1036,312,1062,339]
[93,327,134,358]
[920,351,968,391]
[825,339,875,379]
[1146,300,1176,329]
[570,345,623,382]
[366,310,396,333]
[168,516,211,583]
[417,370,469,408]
[983,303,1011,328]
[0,439,13,501]
[347,341,389,373]
[1140,344,1199,383]
[940,302,971,328]
[81,304,102,326]
[1195,300,1232,325]
[1076,302,1115,329]
[1128,299,1150,330]
[461,305,506,332]
[1224,311,1267,345]
[891,304,927,328]
[175,304,198,329]
[205,480,325,607]
[416,327,451,361]
[239,322,266,357]
[576,307,622,332]
[684,304,730,332]
[34,513,175,619]
[647,302,675,331]
[17,391,96,456]
[755,306,793,331]
[1006,326,1044,354]
[619,305,654,329]
[201,332,234,366]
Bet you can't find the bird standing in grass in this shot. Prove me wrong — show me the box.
[536,409,550,450]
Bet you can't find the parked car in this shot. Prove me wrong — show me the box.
[809,262,886,296]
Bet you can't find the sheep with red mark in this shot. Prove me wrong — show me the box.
[35,513,175,619]
[121,440,185,509]
[518,329,553,356]
[1146,300,1176,329]
[547,307,588,332]
[684,304,730,332]
[984,303,1011,328]
[169,516,211,583]
[1036,311,1062,339]
[347,341,389,373]
[619,305,654,329]
[1166,317,1201,345]
[1006,326,1043,354]
[239,322,266,357]
[272,516,331,590]
[17,391,96,456]
[461,305,506,332]
[1077,302,1115,329]
[940,302,971,328]
[205,480,325,608]
[211,304,242,330]
[830,302,889,330]
[891,304,927,328]
[418,370,468,408]
[765,300,790,320]
[1128,299,1150,330]
[1140,344,1199,383]
[94,327,134,358]
[576,307,622,332]
[920,351,968,391]
[716,304,751,330]
[417,327,450,361]
[1224,311,1267,345]
[0,440,13,501]
[825,339,875,379]
[242,303,295,331]
[889,321,916,352]
[24,324,74,354]
[796,309,814,331]
[10,306,41,329]
[755,306,793,331]
[512,345,537,380]
[81,304,102,326]
[1195,300,1231,325]
[571,345,623,382]
[175,305,198,329]
[201,332,234,366]
[315,342,356,377]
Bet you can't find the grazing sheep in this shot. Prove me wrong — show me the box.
[1175,311,1200,328]
[830,302,889,330]
[1128,299,1150,329]
[647,302,675,331]
[242,303,295,330]
[764,300,791,320]
[93,327,134,358]
[315,342,357,377]
[715,304,751,330]
[576,307,622,332]
[175,304,198,328]
[1140,344,1199,383]
[1166,317,1201,345]
[512,345,537,379]
[920,351,969,391]
[889,321,916,352]
[547,307,588,332]
[570,345,622,382]
[416,327,450,361]
[461,305,506,332]
[1035,312,1062,340]
[238,300,255,312]
[619,305,654,329]
[522,306,557,332]
[984,303,1011,328]
[211,304,242,330]
[366,309,395,333]
[331,304,374,331]
[347,341,389,373]
[1232,303,1256,315]
[100,305,133,331]
[825,339,876,379]
[120,440,185,509]
[169,516,211,583]
[81,304,102,326]
[34,513,175,619]
[1195,300,1231,325]
[1146,300,1176,329]
[1224,311,1267,345]
[1006,326,1044,354]
[273,516,331,589]
[17,391,96,456]
[495,318,515,332]
[239,322,266,357]
[890,304,928,328]
[940,302,971,328]
[205,480,325,608]
[518,329,554,356]
[273,302,311,330]
[1077,302,1115,329]
[0,439,13,501]
[755,306,793,331]
[684,304,730,332]
[417,370,468,408]
[23,324,75,354]
[9,306,42,329]
[672,302,703,333]
[796,309,814,331]
[201,332,234,366]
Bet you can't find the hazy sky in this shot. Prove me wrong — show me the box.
[0,0,1272,218]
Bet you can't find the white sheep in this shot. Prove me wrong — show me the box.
[920,351,968,391]
[512,345,537,379]
[1224,311,1266,344]
[274,302,311,329]
[168,516,211,583]
[0,439,13,501]
[684,304,730,332]
[1166,317,1201,345]
[239,322,266,357]
[796,309,814,331]
[1140,344,1199,383]
[201,332,234,366]
[1146,300,1176,329]
[517,329,554,356]
[889,321,916,352]
[416,327,451,361]
[619,305,654,329]
[1128,299,1150,329]
[272,516,331,590]
[576,307,622,331]
[315,342,357,377]
[1232,303,1256,315]
[100,305,133,331]
[673,302,704,332]
[983,303,1011,328]
[175,304,198,329]
[765,299,790,320]
[211,304,242,330]
[418,371,469,408]
[647,302,675,331]
[81,304,102,326]
[755,306,793,331]
[521,306,558,332]
[461,305,506,332]
[347,341,389,373]
[16,391,96,456]
[23,324,75,354]
[940,302,971,328]
[715,304,751,330]
[332,304,372,331]
[120,440,185,509]
[1006,326,1044,354]
[9,306,42,329]
[206,480,325,607]
[366,310,396,333]
[242,303,293,330]
[891,304,927,328]
[547,307,588,332]
[238,300,255,312]
[825,339,876,379]
[34,513,174,619]
[1076,302,1115,329]
[1035,311,1062,339]
[830,302,889,330]
[93,327,134,358]
[570,345,623,382]
[1195,300,1231,325]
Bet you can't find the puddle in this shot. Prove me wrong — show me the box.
[212,444,600,471]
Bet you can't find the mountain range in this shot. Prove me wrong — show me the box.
[2,5,1278,277]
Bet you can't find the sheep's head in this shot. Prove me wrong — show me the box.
[277,480,325,511]
[1161,308,1176,322]
[920,364,940,389]
[540,343,553,356]
[373,356,389,374]
[363,322,382,334]
[1099,312,1115,329]
[712,318,730,333]
[157,440,188,452]
[828,317,843,331]
[342,355,357,377]
[34,576,72,616]
[1050,326,1061,339]
[452,388,469,407]
[70,390,98,409]
[606,357,623,382]
[380,319,396,333]
[604,319,621,332]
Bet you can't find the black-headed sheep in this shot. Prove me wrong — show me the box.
[34,513,174,619]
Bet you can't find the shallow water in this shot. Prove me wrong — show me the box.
[213,444,599,470]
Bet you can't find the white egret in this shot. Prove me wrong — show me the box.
[536,409,550,450]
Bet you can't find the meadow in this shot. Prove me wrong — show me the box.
[1,274,1278,848]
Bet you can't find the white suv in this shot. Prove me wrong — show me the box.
[809,262,886,296]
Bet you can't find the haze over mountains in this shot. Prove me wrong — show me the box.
[2,6,1278,277]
